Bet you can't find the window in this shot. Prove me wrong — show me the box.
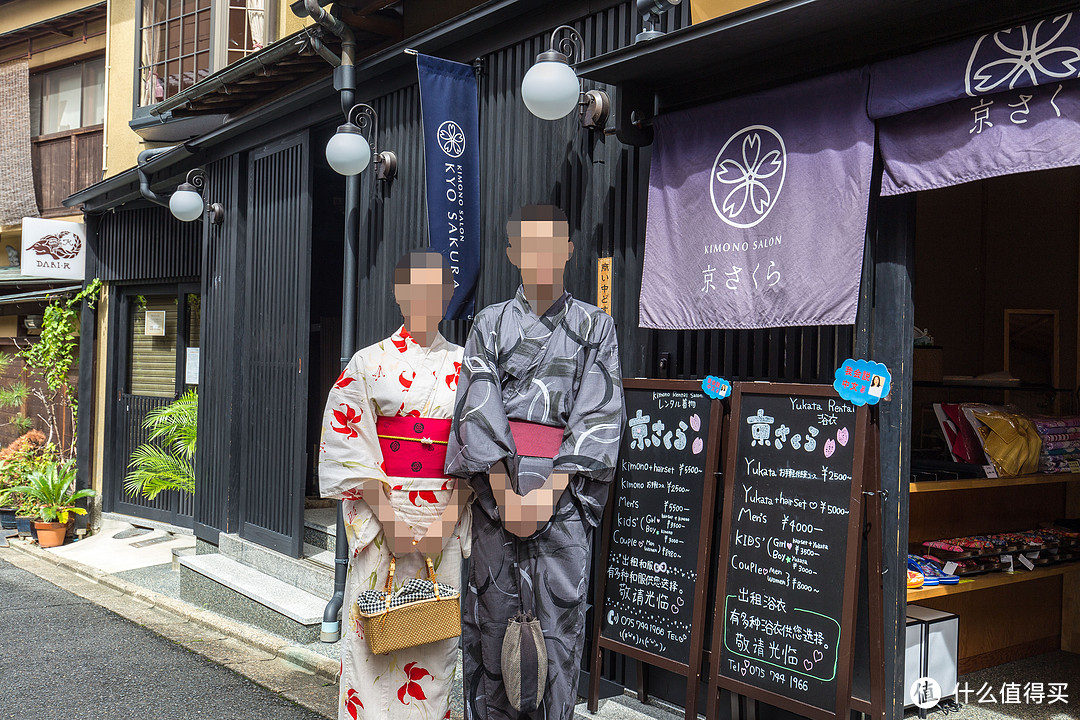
[28,58,105,137]
[138,0,268,106]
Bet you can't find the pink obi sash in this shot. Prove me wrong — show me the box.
[376,416,452,478]
[509,420,564,459]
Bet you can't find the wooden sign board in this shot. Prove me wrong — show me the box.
[590,379,724,720]
[709,382,868,720]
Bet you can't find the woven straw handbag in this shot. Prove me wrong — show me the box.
[356,556,461,655]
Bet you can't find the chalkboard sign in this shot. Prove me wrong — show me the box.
[710,383,867,720]
[589,379,723,720]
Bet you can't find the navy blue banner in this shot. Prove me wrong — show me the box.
[417,54,480,320]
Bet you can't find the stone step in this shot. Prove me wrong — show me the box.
[218,533,334,601]
[304,507,338,552]
[179,554,325,644]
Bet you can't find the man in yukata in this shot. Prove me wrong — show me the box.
[320,249,471,720]
[446,205,625,720]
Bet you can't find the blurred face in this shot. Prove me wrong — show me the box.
[394,266,453,336]
[506,220,573,287]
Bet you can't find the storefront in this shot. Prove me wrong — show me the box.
[66,0,1077,718]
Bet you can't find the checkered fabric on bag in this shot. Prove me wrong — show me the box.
[356,577,460,617]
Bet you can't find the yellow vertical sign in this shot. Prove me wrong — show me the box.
[690,0,769,24]
[597,257,613,315]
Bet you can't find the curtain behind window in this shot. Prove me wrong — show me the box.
[247,0,266,50]
[0,59,41,226]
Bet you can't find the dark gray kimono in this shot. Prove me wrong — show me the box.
[446,288,625,720]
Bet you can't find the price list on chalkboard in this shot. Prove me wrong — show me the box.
[717,389,863,715]
[599,387,713,665]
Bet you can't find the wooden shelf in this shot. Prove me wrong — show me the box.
[907,562,1080,601]
[910,472,1080,493]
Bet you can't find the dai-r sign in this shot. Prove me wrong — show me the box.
[21,217,86,281]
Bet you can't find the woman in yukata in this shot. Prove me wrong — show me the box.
[320,249,472,720]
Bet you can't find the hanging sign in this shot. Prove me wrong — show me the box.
[640,68,874,330]
[597,257,613,314]
[702,375,732,400]
[416,53,481,320]
[20,217,85,280]
[833,359,891,406]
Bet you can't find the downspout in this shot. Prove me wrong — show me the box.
[306,0,356,644]
[137,146,179,208]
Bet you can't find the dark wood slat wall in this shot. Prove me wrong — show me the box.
[97,205,201,283]
[31,126,103,216]
[194,154,244,543]
[236,131,312,558]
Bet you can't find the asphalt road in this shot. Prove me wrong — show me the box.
[0,556,327,720]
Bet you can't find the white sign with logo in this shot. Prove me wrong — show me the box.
[20,217,86,280]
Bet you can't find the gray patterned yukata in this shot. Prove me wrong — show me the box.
[445,287,625,720]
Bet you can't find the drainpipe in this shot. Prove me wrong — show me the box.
[307,0,357,644]
[136,146,179,208]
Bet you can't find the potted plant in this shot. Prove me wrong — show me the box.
[3,460,94,548]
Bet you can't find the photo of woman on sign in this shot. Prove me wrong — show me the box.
[868,374,884,398]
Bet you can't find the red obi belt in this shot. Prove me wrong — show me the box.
[508,420,564,459]
[376,416,452,478]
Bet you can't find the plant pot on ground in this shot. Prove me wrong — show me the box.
[14,514,34,538]
[3,459,94,549]
[34,521,66,548]
[0,506,16,530]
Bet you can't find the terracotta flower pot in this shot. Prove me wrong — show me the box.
[34,521,67,548]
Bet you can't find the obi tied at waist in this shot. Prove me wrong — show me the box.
[508,420,564,459]
[376,416,452,478]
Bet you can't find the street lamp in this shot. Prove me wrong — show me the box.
[521,26,609,130]
[326,103,398,179]
[169,169,225,224]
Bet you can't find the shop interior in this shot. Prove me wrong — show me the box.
[906,166,1080,694]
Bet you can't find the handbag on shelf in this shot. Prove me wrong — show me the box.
[355,556,461,655]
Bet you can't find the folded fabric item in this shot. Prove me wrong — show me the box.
[962,405,1041,477]
[1039,457,1074,472]
[1031,416,1080,432]
[1037,431,1080,442]
[1041,442,1080,454]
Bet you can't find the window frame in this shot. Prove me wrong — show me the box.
[29,56,107,138]
[134,0,276,112]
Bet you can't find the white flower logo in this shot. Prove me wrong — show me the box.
[710,125,786,228]
[965,13,1080,96]
[437,120,465,158]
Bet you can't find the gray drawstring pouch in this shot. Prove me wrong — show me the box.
[501,612,547,713]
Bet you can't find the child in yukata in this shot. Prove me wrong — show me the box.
[446,205,626,720]
[320,250,471,720]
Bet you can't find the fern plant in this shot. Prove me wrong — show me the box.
[1,459,94,523]
[124,389,197,500]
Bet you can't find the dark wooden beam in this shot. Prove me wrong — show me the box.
[339,10,403,40]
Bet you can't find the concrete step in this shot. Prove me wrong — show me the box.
[179,554,325,644]
[304,507,337,552]
[218,533,334,601]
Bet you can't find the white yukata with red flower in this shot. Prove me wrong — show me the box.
[320,326,470,720]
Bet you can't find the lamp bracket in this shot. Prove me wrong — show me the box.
[547,25,583,65]
[184,168,206,191]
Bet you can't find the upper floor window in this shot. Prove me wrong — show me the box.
[139,0,268,106]
[29,58,106,137]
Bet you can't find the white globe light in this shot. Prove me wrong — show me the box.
[326,127,371,176]
[169,186,204,222]
[521,58,580,120]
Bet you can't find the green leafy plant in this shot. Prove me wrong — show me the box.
[0,354,31,434]
[13,278,102,461]
[1,459,94,523]
[0,431,49,512]
[125,389,197,500]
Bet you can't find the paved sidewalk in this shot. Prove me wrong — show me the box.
[1,538,338,718]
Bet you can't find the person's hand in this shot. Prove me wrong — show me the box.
[363,480,467,557]
[489,463,570,537]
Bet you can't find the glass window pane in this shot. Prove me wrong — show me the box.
[129,296,178,398]
[40,65,82,134]
[29,74,41,136]
[82,58,105,126]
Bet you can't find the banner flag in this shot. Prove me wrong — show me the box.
[640,68,874,330]
[417,53,480,320]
